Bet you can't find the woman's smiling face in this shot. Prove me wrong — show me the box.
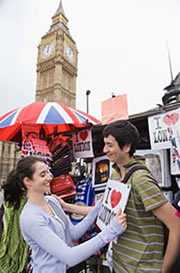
[26,161,53,194]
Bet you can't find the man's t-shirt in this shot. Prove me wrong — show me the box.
[112,160,168,273]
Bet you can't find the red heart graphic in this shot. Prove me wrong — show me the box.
[163,113,179,126]
[79,130,88,141]
[110,190,122,208]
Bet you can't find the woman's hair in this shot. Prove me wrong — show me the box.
[2,156,44,209]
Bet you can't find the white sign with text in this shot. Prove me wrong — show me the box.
[148,108,180,150]
[96,180,131,230]
[72,129,94,158]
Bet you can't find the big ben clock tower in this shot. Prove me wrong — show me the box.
[35,0,78,107]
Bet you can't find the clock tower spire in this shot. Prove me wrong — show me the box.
[35,0,78,108]
[54,0,66,17]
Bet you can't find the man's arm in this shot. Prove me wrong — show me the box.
[153,202,180,273]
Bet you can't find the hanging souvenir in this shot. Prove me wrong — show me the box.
[72,129,94,158]
[70,177,95,223]
[92,155,111,189]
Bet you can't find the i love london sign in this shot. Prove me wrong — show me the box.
[148,108,180,150]
[72,129,94,158]
[96,180,131,230]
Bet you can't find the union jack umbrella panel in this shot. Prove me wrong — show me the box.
[0,102,100,142]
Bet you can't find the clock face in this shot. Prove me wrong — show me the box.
[64,46,74,62]
[41,43,55,58]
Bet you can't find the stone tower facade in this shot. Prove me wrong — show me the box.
[35,0,78,107]
[0,142,20,187]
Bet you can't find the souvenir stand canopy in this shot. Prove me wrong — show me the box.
[0,101,99,142]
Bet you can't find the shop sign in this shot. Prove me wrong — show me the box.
[148,108,180,150]
[72,129,94,158]
[101,94,128,124]
[21,138,51,158]
[96,180,131,230]
[22,124,40,139]
[21,124,51,160]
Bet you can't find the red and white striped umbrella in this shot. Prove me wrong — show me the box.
[0,102,100,141]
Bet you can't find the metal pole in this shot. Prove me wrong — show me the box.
[86,90,91,114]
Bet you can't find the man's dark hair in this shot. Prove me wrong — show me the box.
[103,120,140,156]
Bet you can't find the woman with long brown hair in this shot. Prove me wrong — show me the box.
[6,156,126,273]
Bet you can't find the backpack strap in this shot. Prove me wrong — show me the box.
[122,163,158,186]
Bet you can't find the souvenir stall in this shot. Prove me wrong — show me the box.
[0,101,109,273]
[0,101,100,199]
[1,97,179,272]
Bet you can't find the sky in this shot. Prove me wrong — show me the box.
[0,0,180,120]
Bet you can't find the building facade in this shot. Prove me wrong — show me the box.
[35,0,78,107]
[0,142,21,187]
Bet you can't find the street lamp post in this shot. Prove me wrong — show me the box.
[86,90,91,114]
